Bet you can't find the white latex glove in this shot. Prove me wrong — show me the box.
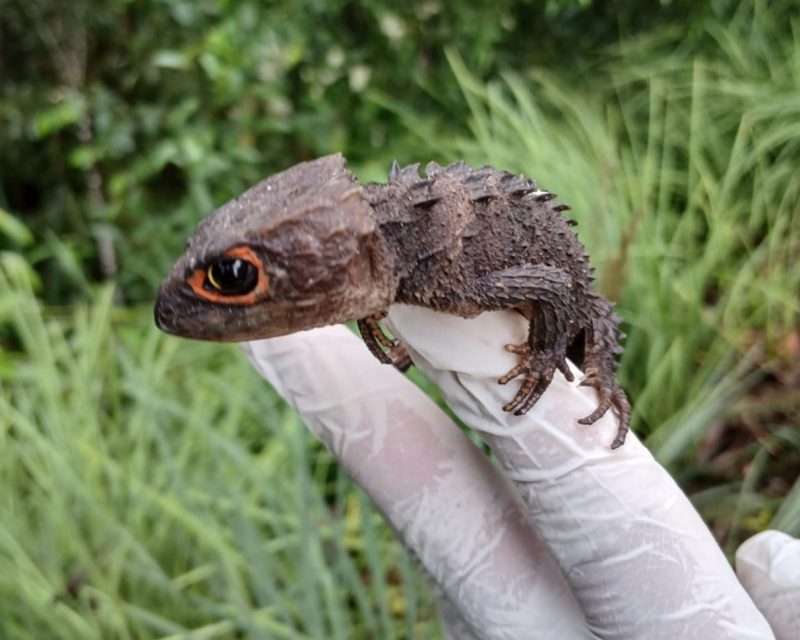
[736,531,800,640]
[242,305,797,639]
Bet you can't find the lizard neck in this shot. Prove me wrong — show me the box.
[356,212,401,316]
[364,182,421,284]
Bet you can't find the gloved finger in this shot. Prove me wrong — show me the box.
[242,327,591,639]
[736,530,800,640]
[386,305,775,640]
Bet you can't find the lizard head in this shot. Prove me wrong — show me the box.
[154,154,396,342]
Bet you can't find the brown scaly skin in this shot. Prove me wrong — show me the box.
[155,154,631,448]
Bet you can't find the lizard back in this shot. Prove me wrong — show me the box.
[365,160,594,320]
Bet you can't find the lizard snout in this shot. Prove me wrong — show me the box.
[154,293,180,334]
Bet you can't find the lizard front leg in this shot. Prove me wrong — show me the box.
[467,264,575,416]
[499,307,575,415]
[357,313,412,372]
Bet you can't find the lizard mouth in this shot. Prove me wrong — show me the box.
[153,285,212,337]
[154,287,269,342]
[153,299,226,340]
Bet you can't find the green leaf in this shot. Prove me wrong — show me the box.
[152,50,191,70]
[68,146,99,170]
[0,208,34,246]
[32,96,86,137]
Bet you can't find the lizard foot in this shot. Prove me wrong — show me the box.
[357,314,412,372]
[498,342,574,415]
[578,366,631,448]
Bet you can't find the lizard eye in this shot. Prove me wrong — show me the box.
[205,258,258,295]
[186,245,267,302]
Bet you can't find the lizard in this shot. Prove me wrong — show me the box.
[154,154,631,448]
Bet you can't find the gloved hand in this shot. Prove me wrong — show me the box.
[242,305,798,640]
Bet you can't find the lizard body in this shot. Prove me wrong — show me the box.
[155,154,630,447]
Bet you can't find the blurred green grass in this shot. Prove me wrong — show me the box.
[0,262,437,639]
[2,1,799,638]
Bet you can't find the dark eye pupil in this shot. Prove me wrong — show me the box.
[207,258,258,295]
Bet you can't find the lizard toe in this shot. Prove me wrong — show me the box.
[500,349,565,416]
[512,383,549,415]
[610,389,631,448]
[577,396,613,426]
[503,372,542,413]
[557,360,575,383]
[498,361,527,385]
[577,370,631,448]
[578,366,600,388]
[504,342,530,356]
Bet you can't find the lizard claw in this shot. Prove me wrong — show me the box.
[577,366,631,448]
[499,342,571,416]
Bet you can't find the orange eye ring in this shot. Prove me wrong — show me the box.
[187,246,270,304]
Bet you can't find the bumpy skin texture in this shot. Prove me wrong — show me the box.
[155,154,631,447]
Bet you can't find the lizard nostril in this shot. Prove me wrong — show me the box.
[154,297,176,332]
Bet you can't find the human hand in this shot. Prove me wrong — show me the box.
[242,306,796,639]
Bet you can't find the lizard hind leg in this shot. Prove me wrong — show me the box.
[357,314,412,372]
[578,313,631,448]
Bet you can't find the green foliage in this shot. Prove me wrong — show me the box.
[3,0,731,304]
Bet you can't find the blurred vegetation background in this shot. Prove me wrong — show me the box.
[1,0,798,638]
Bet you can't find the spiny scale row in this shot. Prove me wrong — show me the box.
[387,160,571,216]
